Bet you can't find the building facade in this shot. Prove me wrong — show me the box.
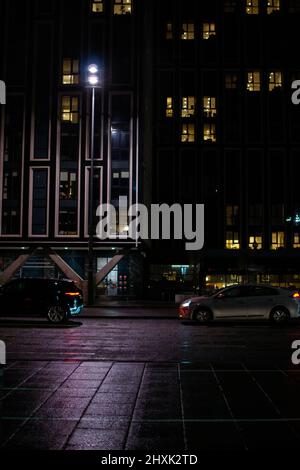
[1,0,300,301]
[144,0,300,297]
[0,0,144,300]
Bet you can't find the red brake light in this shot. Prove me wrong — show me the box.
[65,292,80,296]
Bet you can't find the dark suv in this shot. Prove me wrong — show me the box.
[0,278,84,324]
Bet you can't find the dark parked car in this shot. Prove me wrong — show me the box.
[0,278,83,324]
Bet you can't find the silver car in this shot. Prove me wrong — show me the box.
[179,284,300,324]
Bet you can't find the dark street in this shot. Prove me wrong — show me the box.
[1,310,300,450]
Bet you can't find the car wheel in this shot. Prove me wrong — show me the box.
[270,307,290,325]
[193,308,213,324]
[47,306,68,324]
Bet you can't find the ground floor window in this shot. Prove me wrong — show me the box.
[205,274,300,291]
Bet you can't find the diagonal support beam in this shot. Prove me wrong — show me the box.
[0,252,35,285]
[48,253,84,283]
[95,254,124,286]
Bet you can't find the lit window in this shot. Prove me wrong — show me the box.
[162,271,177,282]
[181,23,194,40]
[226,232,240,249]
[271,231,285,250]
[294,233,300,249]
[224,0,237,12]
[114,0,132,15]
[181,97,195,117]
[249,235,262,250]
[61,96,79,124]
[226,205,239,226]
[225,73,238,89]
[267,0,280,14]
[166,23,173,40]
[269,71,282,91]
[62,59,79,85]
[60,171,77,200]
[166,97,173,118]
[203,23,216,40]
[203,123,216,142]
[246,0,259,14]
[181,124,195,143]
[247,71,261,92]
[92,0,103,13]
[203,97,217,118]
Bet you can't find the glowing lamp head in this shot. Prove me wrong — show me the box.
[88,75,99,86]
[88,64,98,74]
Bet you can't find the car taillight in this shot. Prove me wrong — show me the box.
[65,292,81,297]
[179,306,190,318]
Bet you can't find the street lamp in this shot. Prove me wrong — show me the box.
[87,63,101,305]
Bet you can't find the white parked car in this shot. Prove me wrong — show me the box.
[179,284,300,325]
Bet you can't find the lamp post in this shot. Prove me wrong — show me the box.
[87,64,100,305]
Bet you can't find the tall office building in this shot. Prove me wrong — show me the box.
[1,0,300,300]
[0,0,144,299]
[144,0,300,298]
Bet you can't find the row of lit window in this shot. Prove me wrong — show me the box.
[166,75,282,117]
[245,0,280,15]
[62,59,283,95]
[181,123,216,143]
[227,71,282,91]
[167,2,280,40]
[167,23,216,41]
[226,232,300,250]
[166,97,216,118]
[247,71,282,92]
[91,0,132,15]
[225,0,280,14]
[166,72,281,117]
[60,74,282,126]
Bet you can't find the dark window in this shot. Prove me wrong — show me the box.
[224,0,237,12]
[32,169,48,235]
[34,24,52,159]
[59,209,77,235]
[2,96,23,235]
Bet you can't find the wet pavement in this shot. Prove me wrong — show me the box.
[1,314,300,450]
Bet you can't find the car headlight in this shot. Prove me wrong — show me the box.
[181,300,192,308]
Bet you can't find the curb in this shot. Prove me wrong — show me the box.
[84,305,177,309]
[82,315,178,320]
